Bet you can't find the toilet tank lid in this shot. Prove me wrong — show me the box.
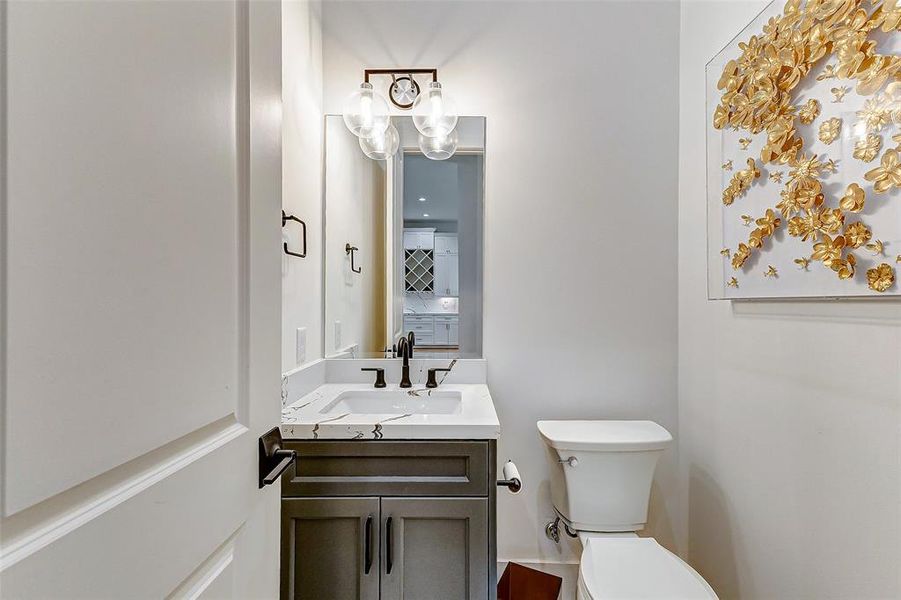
[537,420,672,451]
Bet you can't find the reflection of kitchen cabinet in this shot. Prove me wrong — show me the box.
[434,233,458,255]
[434,315,459,346]
[404,314,458,347]
[434,254,459,297]
[403,230,434,250]
[403,315,434,345]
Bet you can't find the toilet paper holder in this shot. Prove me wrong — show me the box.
[496,460,522,494]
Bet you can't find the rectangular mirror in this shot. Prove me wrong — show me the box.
[323,116,485,359]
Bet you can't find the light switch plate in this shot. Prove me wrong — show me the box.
[295,327,306,365]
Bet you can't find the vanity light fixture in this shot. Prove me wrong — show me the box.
[418,129,458,161]
[359,122,400,160]
[342,82,391,139]
[343,68,460,161]
[412,81,458,139]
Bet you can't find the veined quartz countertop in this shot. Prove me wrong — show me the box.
[280,383,499,440]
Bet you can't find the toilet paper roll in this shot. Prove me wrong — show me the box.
[502,460,521,494]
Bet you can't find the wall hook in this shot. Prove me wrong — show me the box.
[345,243,362,273]
[282,210,307,258]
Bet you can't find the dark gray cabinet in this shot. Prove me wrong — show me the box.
[281,497,379,600]
[281,440,497,600]
[381,498,488,600]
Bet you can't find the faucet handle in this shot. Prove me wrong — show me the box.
[361,367,386,388]
[425,368,452,388]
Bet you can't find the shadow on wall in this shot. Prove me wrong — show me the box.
[322,1,494,70]
[689,465,740,599]
[645,479,676,554]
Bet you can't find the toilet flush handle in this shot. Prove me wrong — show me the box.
[558,456,579,468]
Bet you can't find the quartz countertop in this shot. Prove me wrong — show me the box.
[280,383,499,440]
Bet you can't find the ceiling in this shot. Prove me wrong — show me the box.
[403,153,478,222]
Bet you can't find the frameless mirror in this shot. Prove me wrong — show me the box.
[323,116,485,359]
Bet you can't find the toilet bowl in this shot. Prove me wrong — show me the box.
[575,532,715,600]
[538,420,717,600]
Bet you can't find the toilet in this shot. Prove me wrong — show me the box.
[538,420,717,600]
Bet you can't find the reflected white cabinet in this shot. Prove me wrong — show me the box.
[434,254,459,297]
[403,315,434,345]
[403,314,458,347]
[433,316,459,346]
[434,235,459,297]
[403,230,434,250]
[434,233,458,255]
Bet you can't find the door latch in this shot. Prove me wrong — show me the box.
[258,426,296,488]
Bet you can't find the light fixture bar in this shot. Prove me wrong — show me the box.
[363,68,438,84]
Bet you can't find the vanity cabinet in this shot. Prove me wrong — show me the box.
[281,498,380,600]
[381,498,488,600]
[280,440,497,600]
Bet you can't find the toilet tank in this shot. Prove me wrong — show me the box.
[537,420,672,532]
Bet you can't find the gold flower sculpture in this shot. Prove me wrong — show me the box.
[867,262,895,291]
[853,134,882,162]
[713,0,899,294]
[818,117,842,143]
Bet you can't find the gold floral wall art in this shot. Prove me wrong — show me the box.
[707,0,900,298]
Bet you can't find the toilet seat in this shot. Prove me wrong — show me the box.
[577,536,717,599]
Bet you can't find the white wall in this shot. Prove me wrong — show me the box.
[679,2,901,598]
[282,0,323,372]
[324,121,387,357]
[322,0,682,563]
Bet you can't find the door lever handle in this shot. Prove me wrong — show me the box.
[258,427,296,488]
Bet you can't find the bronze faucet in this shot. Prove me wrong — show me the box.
[396,337,412,388]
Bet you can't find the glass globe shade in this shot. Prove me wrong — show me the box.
[412,82,458,138]
[360,122,400,160]
[418,129,458,161]
[342,82,390,138]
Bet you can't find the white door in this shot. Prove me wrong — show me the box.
[1,1,283,597]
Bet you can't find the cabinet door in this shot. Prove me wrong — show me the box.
[434,254,449,295]
[381,498,489,600]
[434,254,459,296]
[281,498,380,600]
[435,233,458,255]
[448,321,459,345]
[433,320,449,345]
[447,257,459,295]
[418,231,435,250]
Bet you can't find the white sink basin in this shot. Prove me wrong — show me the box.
[318,390,463,415]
